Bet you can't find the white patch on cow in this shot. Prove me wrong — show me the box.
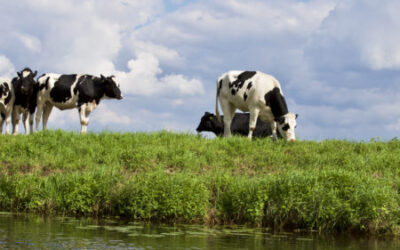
[85,100,97,113]
[22,70,31,78]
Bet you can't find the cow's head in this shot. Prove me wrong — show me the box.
[276,113,298,142]
[17,68,37,95]
[100,74,123,100]
[196,112,223,134]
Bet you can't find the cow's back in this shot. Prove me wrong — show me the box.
[219,71,283,114]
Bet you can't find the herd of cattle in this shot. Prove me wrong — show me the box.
[1,68,297,141]
[0,67,122,134]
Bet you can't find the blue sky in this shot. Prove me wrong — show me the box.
[1,0,400,140]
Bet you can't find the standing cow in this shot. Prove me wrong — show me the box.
[11,67,38,135]
[196,112,274,138]
[216,71,298,141]
[36,74,123,133]
[0,78,15,134]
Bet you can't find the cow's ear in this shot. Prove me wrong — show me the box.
[17,72,22,78]
[33,70,37,78]
[100,74,105,80]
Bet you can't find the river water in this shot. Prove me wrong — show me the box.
[0,212,399,249]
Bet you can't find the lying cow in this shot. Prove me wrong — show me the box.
[0,78,15,134]
[216,71,298,141]
[11,67,38,135]
[36,74,123,133]
[196,112,274,138]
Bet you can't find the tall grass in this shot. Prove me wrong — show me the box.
[0,130,400,234]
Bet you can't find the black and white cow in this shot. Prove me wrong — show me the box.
[196,112,274,138]
[216,71,298,141]
[36,74,123,133]
[11,67,38,135]
[0,78,15,134]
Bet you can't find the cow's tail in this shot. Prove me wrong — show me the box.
[216,78,222,123]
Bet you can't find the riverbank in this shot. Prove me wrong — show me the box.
[0,131,399,234]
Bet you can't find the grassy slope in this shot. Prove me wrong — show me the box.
[0,130,400,234]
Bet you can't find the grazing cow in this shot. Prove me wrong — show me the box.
[216,71,298,141]
[0,78,15,134]
[36,74,123,133]
[11,68,38,135]
[196,112,274,138]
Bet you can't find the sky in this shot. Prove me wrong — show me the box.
[1,0,400,141]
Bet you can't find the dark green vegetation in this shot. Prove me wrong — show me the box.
[1,131,400,235]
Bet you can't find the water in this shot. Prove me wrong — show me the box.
[0,212,399,250]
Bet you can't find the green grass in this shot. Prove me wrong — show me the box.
[0,130,400,234]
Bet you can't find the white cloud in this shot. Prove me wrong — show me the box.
[117,52,204,97]
[0,55,16,78]
[92,104,132,126]
[306,0,400,71]
[127,39,184,66]
[14,33,42,53]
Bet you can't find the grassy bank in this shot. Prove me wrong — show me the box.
[0,130,400,234]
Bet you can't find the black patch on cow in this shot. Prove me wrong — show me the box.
[76,75,121,106]
[229,71,256,89]
[12,69,39,115]
[39,77,50,91]
[264,87,289,119]
[282,124,290,131]
[76,75,98,106]
[50,74,77,103]
[247,82,253,90]
[0,83,10,104]
[12,77,29,109]
[4,86,12,105]
[231,89,236,95]
[243,93,248,101]
[1,113,5,120]
[217,79,223,96]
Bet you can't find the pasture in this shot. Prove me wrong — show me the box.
[0,130,400,235]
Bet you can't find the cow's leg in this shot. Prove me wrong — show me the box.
[42,104,53,130]
[0,114,4,134]
[5,115,11,135]
[220,100,235,137]
[35,103,43,131]
[79,104,89,134]
[248,108,260,139]
[80,101,97,134]
[12,108,19,135]
[29,112,34,134]
[22,112,30,135]
[271,121,278,141]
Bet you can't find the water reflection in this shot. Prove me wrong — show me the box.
[0,212,398,250]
